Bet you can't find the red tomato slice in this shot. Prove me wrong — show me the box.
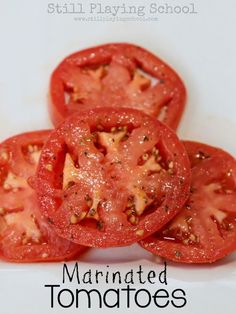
[50,43,186,129]
[35,108,190,248]
[140,141,236,263]
[0,131,86,262]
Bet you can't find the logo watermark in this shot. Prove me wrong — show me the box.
[47,2,198,22]
[44,262,188,309]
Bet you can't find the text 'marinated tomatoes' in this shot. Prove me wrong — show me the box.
[50,43,186,129]
[140,141,236,263]
[36,108,190,248]
[0,131,86,262]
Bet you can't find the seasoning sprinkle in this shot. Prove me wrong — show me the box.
[143,135,149,142]
[185,216,192,223]
[97,221,104,230]
[175,251,182,258]
[226,169,233,177]
[88,208,96,217]
[164,205,169,212]
[195,151,209,160]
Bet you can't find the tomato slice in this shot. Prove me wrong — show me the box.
[0,131,86,262]
[35,108,190,248]
[50,43,186,129]
[140,141,236,263]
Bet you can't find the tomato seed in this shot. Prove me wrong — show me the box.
[70,214,79,224]
[142,153,149,161]
[152,147,159,156]
[80,212,87,220]
[0,207,5,215]
[136,229,144,236]
[45,164,53,171]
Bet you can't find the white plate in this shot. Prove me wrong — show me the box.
[0,1,236,313]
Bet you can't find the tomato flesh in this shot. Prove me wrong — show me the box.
[0,131,86,262]
[140,141,236,263]
[36,108,190,248]
[50,43,186,129]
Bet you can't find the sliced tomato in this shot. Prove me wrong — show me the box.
[50,43,186,129]
[0,131,86,262]
[35,108,190,248]
[140,141,236,263]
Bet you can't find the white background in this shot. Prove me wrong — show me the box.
[0,0,236,313]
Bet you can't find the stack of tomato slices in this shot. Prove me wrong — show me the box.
[0,43,236,263]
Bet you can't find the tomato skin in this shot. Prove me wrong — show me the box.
[140,141,236,263]
[49,43,186,129]
[1,130,50,179]
[0,131,87,263]
[36,108,191,248]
